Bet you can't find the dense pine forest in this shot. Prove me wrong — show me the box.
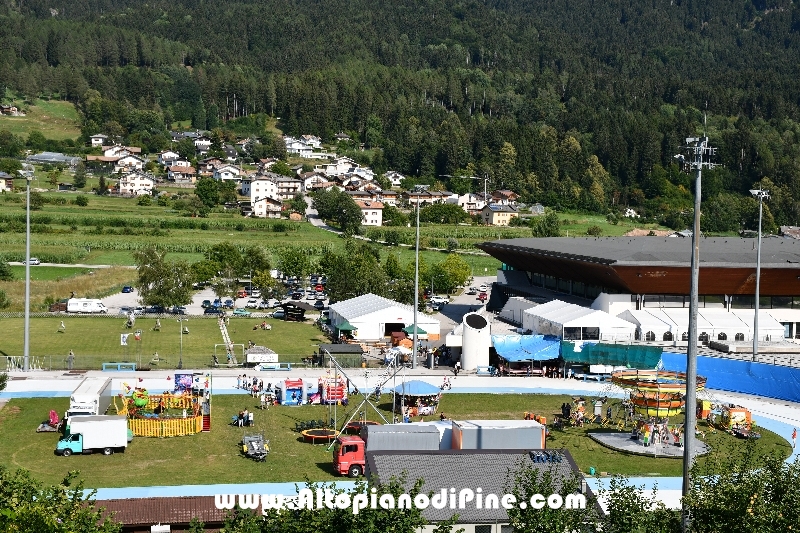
[3,0,800,231]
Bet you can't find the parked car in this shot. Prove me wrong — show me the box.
[223,299,234,309]
[212,298,222,308]
[430,295,449,305]
[291,292,302,300]
[467,287,478,295]
[479,284,488,292]
[246,298,259,308]
[24,257,40,265]
[429,303,441,312]
[118,306,132,315]
[201,300,212,308]
[233,308,251,316]
[145,305,165,314]
[204,308,225,316]
[478,292,488,302]
[236,289,248,298]
[272,309,286,319]
[316,293,327,300]
[133,306,145,315]
[250,289,260,298]
[170,306,187,315]
[313,300,325,310]
[258,300,270,310]
[306,292,316,300]
[121,286,134,293]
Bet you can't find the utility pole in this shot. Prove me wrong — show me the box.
[23,172,32,371]
[412,199,420,369]
[749,189,769,361]
[675,135,716,533]
[440,174,491,206]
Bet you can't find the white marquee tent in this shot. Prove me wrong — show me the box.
[522,299,635,341]
[328,293,441,341]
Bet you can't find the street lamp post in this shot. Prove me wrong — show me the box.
[23,172,32,371]
[675,136,716,533]
[177,318,188,369]
[750,189,769,361]
[412,199,420,369]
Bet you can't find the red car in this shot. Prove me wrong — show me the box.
[478,291,488,301]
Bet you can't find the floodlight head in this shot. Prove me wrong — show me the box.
[673,154,685,162]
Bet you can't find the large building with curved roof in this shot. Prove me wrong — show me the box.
[477,236,800,338]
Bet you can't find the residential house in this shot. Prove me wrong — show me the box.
[118,172,155,196]
[223,144,238,162]
[314,156,358,178]
[157,150,180,166]
[249,177,282,219]
[270,175,302,200]
[481,204,519,226]
[257,158,278,171]
[197,157,223,175]
[284,136,314,157]
[379,189,399,207]
[114,154,145,173]
[531,203,545,215]
[0,104,20,116]
[89,134,108,147]
[170,130,202,143]
[194,135,212,154]
[102,145,141,158]
[334,132,351,142]
[491,189,519,206]
[346,190,377,202]
[366,448,592,532]
[300,134,323,148]
[165,158,191,170]
[300,171,327,191]
[355,200,383,226]
[451,192,487,216]
[167,165,197,183]
[212,164,242,183]
[384,170,405,188]
[0,171,14,191]
[405,189,453,207]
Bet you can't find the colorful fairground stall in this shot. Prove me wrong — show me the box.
[115,373,212,437]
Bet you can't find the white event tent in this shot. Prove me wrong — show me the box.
[521,299,635,341]
[328,293,441,341]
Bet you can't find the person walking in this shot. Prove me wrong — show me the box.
[793,428,797,449]
[237,375,242,389]
[66,350,75,370]
[454,360,461,377]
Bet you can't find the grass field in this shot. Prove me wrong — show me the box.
[0,394,789,488]
[0,316,328,367]
[0,266,136,312]
[0,99,81,141]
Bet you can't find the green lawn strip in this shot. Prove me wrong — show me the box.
[0,99,81,140]
[9,266,91,281]
[0,394,787,489]
[1,317,328,368]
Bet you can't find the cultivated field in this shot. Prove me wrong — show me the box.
[0,394,788,488]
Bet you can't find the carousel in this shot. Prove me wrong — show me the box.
[392,380,441,418]
[611,369,707,418]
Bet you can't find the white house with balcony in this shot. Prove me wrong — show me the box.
[89,134,108,147]
[114,154,145,173]
[314,156,359,178]
[249,177,282,218]
[212,164,242,182]
[384,170,405,188]
[157,150,180,166]
[167,165,197,183]
[118,172,155,196]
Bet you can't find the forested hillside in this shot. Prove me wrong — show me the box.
[3,0,800,230]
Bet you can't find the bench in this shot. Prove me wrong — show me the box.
[476,366,494,375]
[258,362,292,371]
[102,362,137,371]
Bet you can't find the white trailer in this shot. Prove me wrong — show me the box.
[67,298,108,314]
[66,377,113,419]
[56,415,129,456]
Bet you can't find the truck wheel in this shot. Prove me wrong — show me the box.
[348,465,362,478]
[62,449,72,457]
[103,447,113,455]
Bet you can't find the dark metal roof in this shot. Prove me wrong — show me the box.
[478,237,800,268]
[365,449,586,523]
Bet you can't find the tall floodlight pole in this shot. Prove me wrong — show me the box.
[23,173,32,372]
[412,199,420,369]
[749,189,769,361]
[676,136,716,533]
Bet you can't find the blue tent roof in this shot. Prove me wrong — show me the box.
[491,335,561,362]
[392,380,441,396]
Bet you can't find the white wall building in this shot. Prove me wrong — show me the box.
[328,293,441,341]
[212,164,242,182]
[118,172,155,196]
[89,134,108,147]
[356,200,383,226]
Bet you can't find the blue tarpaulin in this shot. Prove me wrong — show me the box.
[393,380,441,396]
[492,335,561,362]
[661,352,800,403]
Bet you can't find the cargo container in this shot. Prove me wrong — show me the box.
[451,419,546,450]
[66,377,113,419]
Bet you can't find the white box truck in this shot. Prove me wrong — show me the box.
[56,415,129,456]
[66,377,113,419]
[67,298,108,314]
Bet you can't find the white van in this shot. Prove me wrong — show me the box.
[67,298,108,314]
